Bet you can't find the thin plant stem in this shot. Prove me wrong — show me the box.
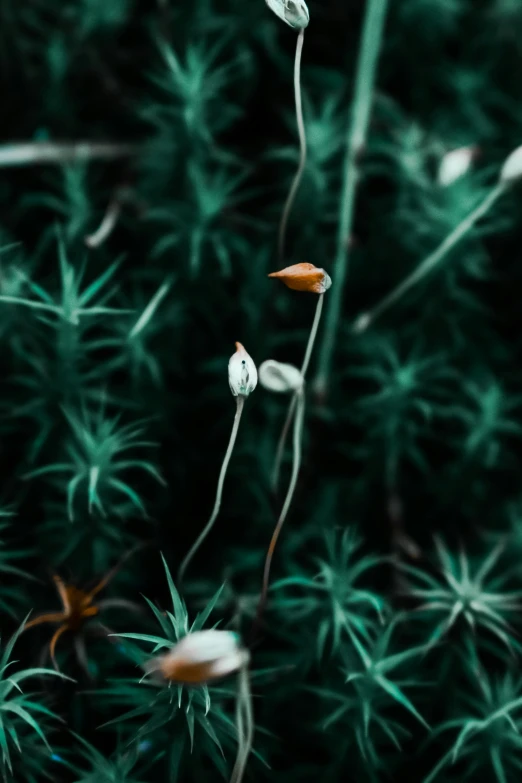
[278,29,307,261]
[353,182,507,332]
[129,279,172,339]
[178,396,245,584]
[271,395,297,493]
[0,142,135,168]
[271,293,323,493]
[254,389,305,636]
[314,0,389,399]
[85,198,122,248]
[301,291,324,377]
[230,662,254,783]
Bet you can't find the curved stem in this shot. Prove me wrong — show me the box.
[277,29,307,262]
[314,0,389,400]
[353,182,506,332]
[178,396,245,584]
[301,291,324,377]
[255,389,305,636]
[271,293,323,493]
[85,197,122,248]
[270,395,297,493]
[230,662,254,783]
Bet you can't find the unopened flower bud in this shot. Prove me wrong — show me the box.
[500,145,522,184]
[265,0,309,29]
[144,630,249,684]
[268,262,332,294]
[228,342,257,397]
[259,360,303,393]
[438,146,476,186]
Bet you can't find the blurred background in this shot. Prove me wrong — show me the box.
[1,0,522,781]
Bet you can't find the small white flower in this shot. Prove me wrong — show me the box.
[145,630,249,684]
[500,145,522,184]
[259,360,304,393]
[265,0,310,29]
[228,342,258,397]
[438,146,476,186]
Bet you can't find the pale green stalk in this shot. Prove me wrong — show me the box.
[353,182,507,332]
[0,142,134,168]
[85,198,122,248]
[314,0,389,398]
[130,279,172,339]
[271,293,323,493]
[230,662,254,783]
[278,28,307,261]
[255,388,305,634]
[178,396,245,584]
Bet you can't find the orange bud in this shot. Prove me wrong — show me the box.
[268,262,331,294]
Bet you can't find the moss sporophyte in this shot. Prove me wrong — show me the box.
[178,343,257,584]
[251,263,331,638]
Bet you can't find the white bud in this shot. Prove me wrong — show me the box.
[265,0,309,29]
[145,630,249,684]
[259,360,303,393]
[353,312,372,333]
[438,146,476,186]
[500,145,522,184]
[228,342,257,397]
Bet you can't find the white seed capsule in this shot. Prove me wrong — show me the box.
[438,146,476,186]
[265,0,310,29]
[228,342,258,397]
[145,630,249,684]
[500,145,522,184]
[259,359,304,393]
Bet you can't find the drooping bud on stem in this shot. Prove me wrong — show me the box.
[268,263,331,493]
[265,0,309,29]
[178,343,257,584]
[265,2,310,260]
[259,360,303,394]
[269,262,332,294]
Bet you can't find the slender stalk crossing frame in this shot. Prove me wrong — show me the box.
[352,182,507,332]
[178,396,245,584]
[278,29,307,261]
[0,142,135,168]
[255,388,306,636]
[230,661,254,783]
[314,0,389,399]
[271,292,323,493]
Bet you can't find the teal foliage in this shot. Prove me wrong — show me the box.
[0,620,69,779]
[102,557,240,780]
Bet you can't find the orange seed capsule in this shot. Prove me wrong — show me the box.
[268,262,332,294]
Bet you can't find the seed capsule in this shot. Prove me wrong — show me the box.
[438,146,477,186]
[259,360,303,393]
[144,630,249,684]
[500,145,522,184]
[268,262,332,294]
[265,0,310,29]
[228,342,258,397]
